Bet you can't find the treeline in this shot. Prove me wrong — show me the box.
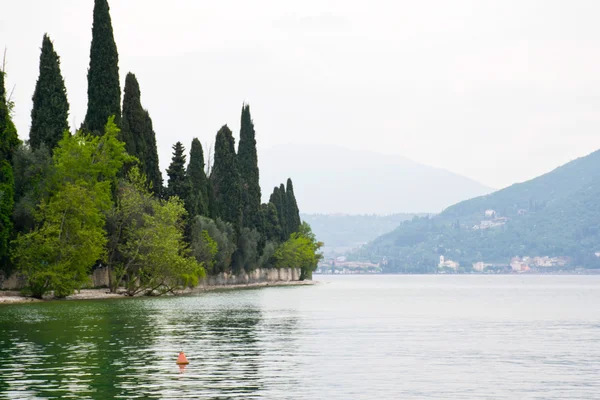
[0,0,322,298]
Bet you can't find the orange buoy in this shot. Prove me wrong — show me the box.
[176,352,189,365]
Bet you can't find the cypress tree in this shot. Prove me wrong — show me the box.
[286,178,301,234]
[143,110,163,195]
[279,183,288,238]
[237,104,261,230]
[206,179,219,219]
[211,125,242,228]
[261,202,282,243]
[121,73,163,194]
[29,34,69,151]
[83,0,121,134]
[269,186,287,241]
[166,142,189,200]
[186,138,209,217]
[0,70,21,267]
[121,73,144,157]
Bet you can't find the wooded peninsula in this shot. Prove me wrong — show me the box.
[0,0,323,299]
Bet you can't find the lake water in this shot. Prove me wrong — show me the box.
[1,275,599,399]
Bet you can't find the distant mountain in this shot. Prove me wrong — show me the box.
[259,144,493,214]
[359,149,600,272]
[301,213,427,256]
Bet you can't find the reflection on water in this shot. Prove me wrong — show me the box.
[0,292,299,399]
[1,276,600,399]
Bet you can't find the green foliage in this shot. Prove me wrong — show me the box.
[166,141,189,200]
[83,0,121,134]
[238,104,261,230]
[186,138,209,217]
[12,144,54,234]
[260,202,282,243]
[232,227,261,272]
[30,34,70,151]
[0,70,20,162]
[258,241,277,268]
[121,73,163,195]
[285,178,301,235]
[211,125,242,228]
[142,110,163,195]
[190,229,218,275]
[274,222,323,280]
[269,185,287,241]
[13,118,130,298]
[0,160,15,268]
[191,216,236,274]
[106,169,203,296]
[0,68,21,269]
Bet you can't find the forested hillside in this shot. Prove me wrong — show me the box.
[358,150,600,272]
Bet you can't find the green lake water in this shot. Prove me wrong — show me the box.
[1,275,600,399]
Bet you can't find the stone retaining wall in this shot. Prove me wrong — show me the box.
[1,267,303,290]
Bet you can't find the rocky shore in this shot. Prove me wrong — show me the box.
[0,280,317,305]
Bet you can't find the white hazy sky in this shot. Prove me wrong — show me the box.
[2,0,600,189]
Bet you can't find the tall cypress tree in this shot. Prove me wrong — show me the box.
[83,0,121,134]
[279,183,289,238]
[166,142,189,200]
[29,34,69,151]
[261,202,282,243]
[143,110,162,195]
[120,73,144,157]
[211,125,242,228]
[286,178,301,234]
[237,104,261,230]
[121,73,163,194]
[0,70,21,267]
[186,138,208,217]
[269,185,287,241]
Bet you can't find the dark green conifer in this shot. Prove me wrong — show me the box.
[211,125,242,228]
[186,138,209,217]
[120,73,144,157]
[286,178,301,234]
[237,104,261,230]
[269,185,287,241]
[29,34,69,151]
[142,110,163,195]
[206,179,219,219]
[0,70,21,267]
[121,73,163,194]
[261,202,282,242]
[83,0,121,134]
[166,142,189,200]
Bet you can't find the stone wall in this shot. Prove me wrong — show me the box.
[0,272,27,291]
[1,267,303,290]
[197,267,302,288]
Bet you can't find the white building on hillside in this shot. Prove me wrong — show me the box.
[439,256,459,269]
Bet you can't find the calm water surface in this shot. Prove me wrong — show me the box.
[1,275,600,399]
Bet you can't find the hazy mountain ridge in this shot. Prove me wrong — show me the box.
[259,144,493,214]
[301,213,427,257]
[359,149,600,271]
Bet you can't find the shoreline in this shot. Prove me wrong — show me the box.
[0,280,318,305]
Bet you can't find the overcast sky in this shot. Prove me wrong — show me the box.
[2,0,600,189]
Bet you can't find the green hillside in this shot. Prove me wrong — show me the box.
[357,150,600,272]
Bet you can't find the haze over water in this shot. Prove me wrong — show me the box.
[1,275,599,399]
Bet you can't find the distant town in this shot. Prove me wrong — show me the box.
[315,253,593,274]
